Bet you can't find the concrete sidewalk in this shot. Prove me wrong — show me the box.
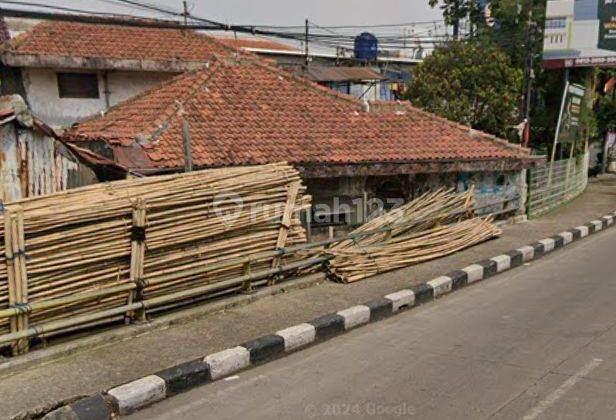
[3,176,616,419]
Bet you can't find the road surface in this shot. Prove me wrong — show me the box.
[130,227,616,419]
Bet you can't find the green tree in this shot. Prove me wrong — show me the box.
[597,94,616,134]
[596,69,616,134]
[480,0,545,68]
[428,0,471,38]
[410,40,522,138]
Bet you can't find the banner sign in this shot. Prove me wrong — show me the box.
[599,0,616,51]
[556,83,586,144]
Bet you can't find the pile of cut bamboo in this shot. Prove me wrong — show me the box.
[325,188,502,283]
[0,163,310,355]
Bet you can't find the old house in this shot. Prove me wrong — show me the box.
[0,95,123,203]
[213,35,415,100]
[0,20,238,127]
[62,55,541,233]
[0,20,414,127]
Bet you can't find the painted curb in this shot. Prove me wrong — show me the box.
[41,211,616,419]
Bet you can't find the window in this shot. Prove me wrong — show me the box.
[57,72,100,98]
[545,17,567,29]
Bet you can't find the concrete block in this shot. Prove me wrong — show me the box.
[558,231,573,245]
[155,359,210,396]
[42,406,78,420]
[531,242,545,258]
[242,334,285,364]
[337,305,370,330]
[107,375,166,415]
[462,264,484,283]
[516,245,534,262]
[70,394,112,420]
[411,282,434,303]
[363,298,393,321]
[505,250,524,268]
[591,220,603,231]
[477,259,498,278]
[204,346,251,380]
[539,238,555,252]
[427,276,452,297]
[276,323,316,352]
[309,313,345,341]
[576,225,589,237]
[384,289,415,312]
[551,235,565,249]
[490,255,511,272]
[446,269,468,289]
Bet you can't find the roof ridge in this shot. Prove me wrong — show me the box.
[143,60,226,141]
[0,19,248,62]
[244,57,364,110]
[405,102,530,155]
[71,59,221,131]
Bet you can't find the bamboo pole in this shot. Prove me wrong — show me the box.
[0,163,313,353]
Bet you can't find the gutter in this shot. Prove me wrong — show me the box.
[0,52,209,73]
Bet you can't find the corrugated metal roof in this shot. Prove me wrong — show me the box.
[295,66,386,83]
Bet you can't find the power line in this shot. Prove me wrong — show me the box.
[0,0,138,17]
[0,2,460,53]
[99,0,183,18]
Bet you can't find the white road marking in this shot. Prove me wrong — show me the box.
[521,358,603,420]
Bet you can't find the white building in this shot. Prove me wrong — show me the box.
[543,0,616,69]
[0,19,238,127]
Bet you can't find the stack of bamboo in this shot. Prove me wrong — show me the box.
[0,163,310,354]
[326,188,501,283]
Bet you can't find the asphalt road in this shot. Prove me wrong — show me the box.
[130,227,616,420]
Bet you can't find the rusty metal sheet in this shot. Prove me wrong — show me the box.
[294,66,386,83]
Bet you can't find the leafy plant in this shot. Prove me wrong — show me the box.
[409,40,522,138]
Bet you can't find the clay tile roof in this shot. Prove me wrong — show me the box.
[0,20,237,67]
[63,57,533,170]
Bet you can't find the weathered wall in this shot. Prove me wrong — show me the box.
[21,68,174,127]
[305,169,525,231]
[0,123,98,203]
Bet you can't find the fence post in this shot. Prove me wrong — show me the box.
[241,261,252,294]
[270,182,301,285]
[127,199,147,323]
[526,169,533,219]
[4,206,29,355]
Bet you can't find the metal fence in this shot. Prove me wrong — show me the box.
[527,152,589,218]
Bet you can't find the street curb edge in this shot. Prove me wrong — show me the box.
[40,211,616,419]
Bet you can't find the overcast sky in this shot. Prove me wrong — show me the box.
[19,0,443,27]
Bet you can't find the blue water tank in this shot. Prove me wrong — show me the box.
[354,32,378,61]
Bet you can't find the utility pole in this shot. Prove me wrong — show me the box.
[521,8,535,147]
[182,117,193,172]
[304,19,310,66]
[182,1,188,26]
[177,101,193,172]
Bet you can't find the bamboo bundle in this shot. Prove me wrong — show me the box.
[0,163,310,354]
[326,188,502,283]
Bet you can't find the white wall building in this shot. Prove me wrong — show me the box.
[0,19,237,128]
[543,0,616,68]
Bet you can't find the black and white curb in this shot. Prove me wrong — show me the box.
[42,211,616,419]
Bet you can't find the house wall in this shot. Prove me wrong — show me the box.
[305,170,526,237]
[0,123,98,203]
[21,68,174,127]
